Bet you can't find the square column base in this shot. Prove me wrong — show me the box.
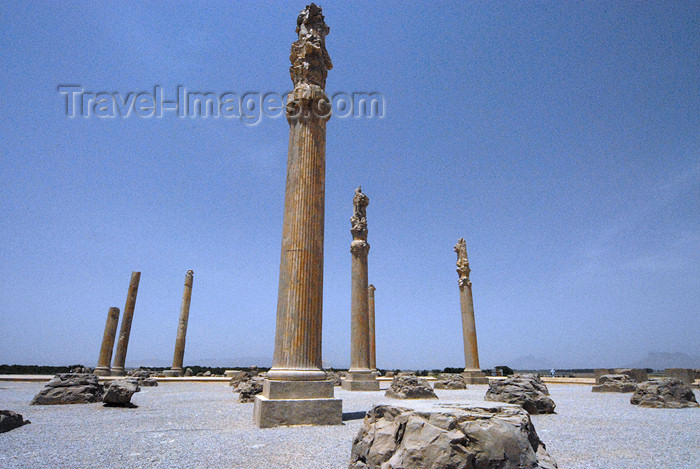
[341,379,380,391]
[163,369,183,377]
[93,367,111,376]
[253,379,342,428]
[254,395,342,428]
[463,370,489,384]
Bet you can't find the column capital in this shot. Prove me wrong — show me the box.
[454,237,472,287]
[351,186,369,240]
[287,3,332,125]
[286,86,331,123]
[351,240,370,256]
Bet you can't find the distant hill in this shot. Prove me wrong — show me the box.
[631,352,700,370]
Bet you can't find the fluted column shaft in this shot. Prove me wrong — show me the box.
[455,238,480,372]
[94,307,120,376]
[268,90,329,382]
[112,271,141,376]
[171,270,194,373]
[459,283,480,371]
[368,285,376,371]
[349,244,370,372]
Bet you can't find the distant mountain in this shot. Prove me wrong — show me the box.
[186,356,273,368]
[508,355,555,371]
[129,356,272,369]
[631,352,700,370]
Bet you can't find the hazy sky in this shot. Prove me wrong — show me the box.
[1,1,698,369]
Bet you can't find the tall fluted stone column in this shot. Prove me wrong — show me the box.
[111,271,141,376]
[342,187,379,391]
[455,239,488,384]
[94,307,120,376]
[254,3,341,428]
[164,270,194,377]
[368,284,377,372]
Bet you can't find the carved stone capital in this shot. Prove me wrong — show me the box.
[286,86,331,123]
[454,237,471,286]
[351,186,369,240]
[290,3,332,89]
[458,277,472,288]
[350,240,370,256]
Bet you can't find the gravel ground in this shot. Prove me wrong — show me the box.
[0,381,698,468]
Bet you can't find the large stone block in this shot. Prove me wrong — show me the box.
[263,379,334,399]
[463,371,489,384]
[349,404,558,469]
[253,395,342,428]
[614,368,648,383]
[594,369,615,384]
[484,374,556,414]
[631,378,699,408]
[665,368,695,385]
[342,379,380,391]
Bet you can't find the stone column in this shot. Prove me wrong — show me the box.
[164,270,194,377]
[94,307,120,376]
[342,188,379,391]
[254,4,341,428]
[368,284,377,373]
[111,271,141,376]
[455,239,488,384]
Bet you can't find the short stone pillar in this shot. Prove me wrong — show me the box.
[665,368,695,385]
[455,239,488,384]
[254,4,341,428]
[94,307,120,376]
[164,270,194,377]
[111,271,141,376]
[368,284,377,374]
[342,187,379,391]
[594,369,615,384]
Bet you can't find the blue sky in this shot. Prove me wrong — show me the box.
[1,1,698,369]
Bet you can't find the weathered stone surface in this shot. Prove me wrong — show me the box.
[130,369,152,379]
[139,378,158,387]
[254,395,342,428]
[103,380,139,406]
[349,404,558,469]
[485,375,556,414]
[615,368,648,383]
[0,410,30,433]
[238,377,265,403]
[184,367,193,377]
[70,365,92,374]
[630,378,699,408]
[289,2,332,89]
[594,369,615,384]
[434,373,467,390]
[385,376,437,399]
[31,373,104,405]
[229,371,254,387]
[325,370,343,386]
[592,374,637,393]
[665,368,695,385]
